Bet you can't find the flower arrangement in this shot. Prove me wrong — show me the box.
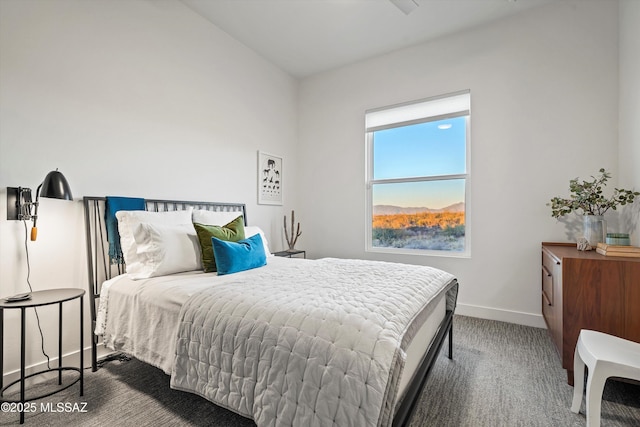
[548,168,639,218]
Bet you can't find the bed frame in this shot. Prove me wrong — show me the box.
[82,196,455,427]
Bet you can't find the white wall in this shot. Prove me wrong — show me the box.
[1,0,632,382]
[0,0,297,377]
[297,0,621,327]
[619,0,640,244]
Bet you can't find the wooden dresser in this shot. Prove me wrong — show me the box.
[541,242,640,384]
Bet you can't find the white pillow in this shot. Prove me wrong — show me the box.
[245,226,273,257]
[192,209,244,226]
[128,223,200,279]
[116,208,193,272]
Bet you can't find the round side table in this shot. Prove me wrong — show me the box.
[0,288,84,424]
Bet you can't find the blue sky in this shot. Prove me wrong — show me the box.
[372,116,467,208]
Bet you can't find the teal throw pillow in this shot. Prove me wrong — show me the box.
[211,233,267,275]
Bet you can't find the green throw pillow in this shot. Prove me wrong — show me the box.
[194,215,245,272]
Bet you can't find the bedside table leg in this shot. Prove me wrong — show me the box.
[20,308,25,424]
[58,302,63,385]
[0,309,3,393]
[80,296,84,396]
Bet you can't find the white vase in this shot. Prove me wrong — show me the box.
[583,215,606,248]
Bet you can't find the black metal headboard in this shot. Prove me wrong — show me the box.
[82,196,246,371]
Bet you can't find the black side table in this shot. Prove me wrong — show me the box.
[0,288,84,424]
[273,249,306,258]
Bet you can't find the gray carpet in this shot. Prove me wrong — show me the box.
[2,315,638,426]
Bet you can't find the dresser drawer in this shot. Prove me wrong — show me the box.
[542,248,558,306]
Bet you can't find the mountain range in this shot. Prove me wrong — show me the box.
[373,203,465,215]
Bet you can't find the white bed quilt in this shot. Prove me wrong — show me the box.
[169,258,456,427]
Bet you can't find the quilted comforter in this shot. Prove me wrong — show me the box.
[169,258,457,427]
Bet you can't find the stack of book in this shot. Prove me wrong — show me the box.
[595,243,640,257]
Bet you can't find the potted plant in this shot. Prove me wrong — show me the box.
[549,168,639,247]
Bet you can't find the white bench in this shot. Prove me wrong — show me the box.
[571,329,640,427]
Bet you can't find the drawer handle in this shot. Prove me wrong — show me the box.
[542,265,551,277]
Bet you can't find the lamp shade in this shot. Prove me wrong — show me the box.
[40,170,73,200]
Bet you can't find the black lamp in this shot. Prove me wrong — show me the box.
[6,169,73,240]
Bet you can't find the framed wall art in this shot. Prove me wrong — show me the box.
[257,151,283,205]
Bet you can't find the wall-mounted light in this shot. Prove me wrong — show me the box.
[7,169,73,240]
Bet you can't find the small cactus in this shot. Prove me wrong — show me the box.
[284,210,301,250]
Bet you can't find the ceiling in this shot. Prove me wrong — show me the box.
[181,0,558,78]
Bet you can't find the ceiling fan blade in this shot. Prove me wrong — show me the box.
[389,0,419,15]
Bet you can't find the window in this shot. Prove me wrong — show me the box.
[365,91,470,256]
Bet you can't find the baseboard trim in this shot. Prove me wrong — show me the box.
[1,342,112,387]
[456,303,547,329]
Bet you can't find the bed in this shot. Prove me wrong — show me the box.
[83,197,458,427]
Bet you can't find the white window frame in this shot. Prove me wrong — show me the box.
[365,90,471,257]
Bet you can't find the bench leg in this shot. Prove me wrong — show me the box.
[448,321,453,359]
[571,344,585,413]
[585,369,607,427]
